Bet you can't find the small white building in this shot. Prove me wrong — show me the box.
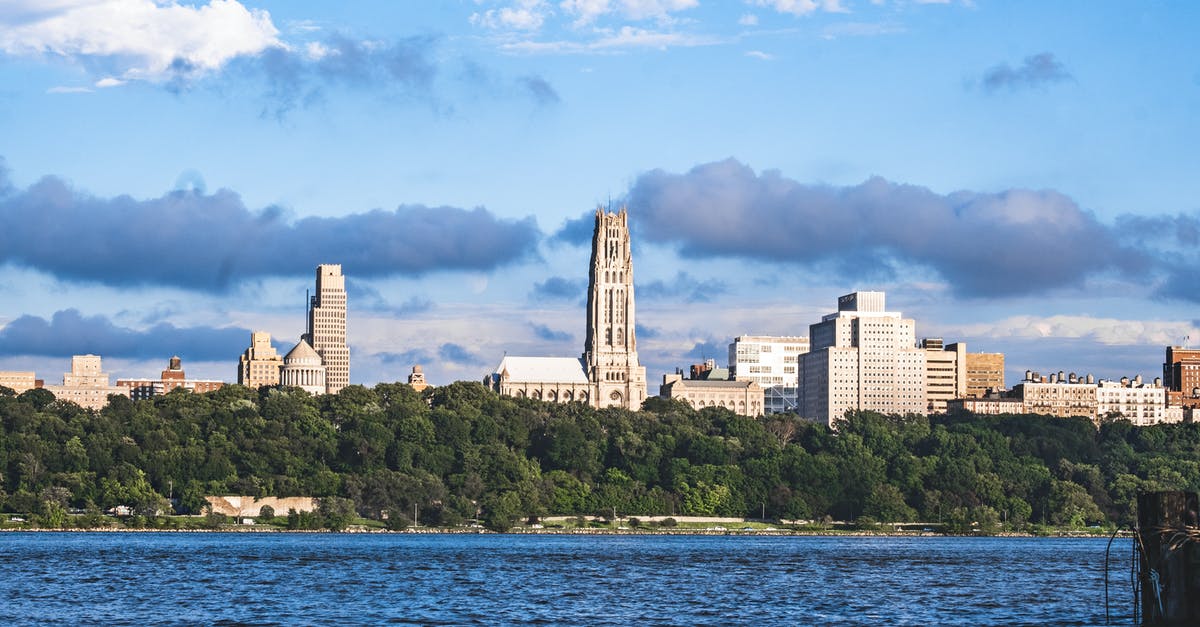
[728,335,808,414]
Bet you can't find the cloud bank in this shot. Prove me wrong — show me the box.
[0,309,249,361]
[624,158,1150,298]
[0,164,541,291]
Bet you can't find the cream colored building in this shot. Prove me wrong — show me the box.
[43,355,129,410]
[407,365,429,393]
[304,264,349,394]
[0,371,38,394]
[238,331,283,388]
[946,396,1024,415]
[660,373,764,416]
[729,335,808,414]
[922,339,967,414]
[280,339,327,396]
[1011,371,1098,420]
[1096,376,1172,426]
[799,291,927,426]
[488,207,647,410]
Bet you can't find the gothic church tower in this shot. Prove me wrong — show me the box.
[583,207,647,408]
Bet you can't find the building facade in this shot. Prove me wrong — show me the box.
[1010,371,1098,420]
[118,356,224,400]
[1163,346,1200,408]
[238,331,283,388]
[728,335,809,414]
[799,291,926,426]
[660,373,764,416]
[965,351,1005,397]
[922,338,966,414]
[43,355,129,410]
[1095,376,1172,426]
[304,264,349,395]
[488,207,647,410]
[407,365,429,393]
[0,371,40,394]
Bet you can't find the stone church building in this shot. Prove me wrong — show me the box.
[488,207,647,410]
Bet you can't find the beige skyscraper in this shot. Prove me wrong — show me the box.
[303,264,349,394]
[238,331,283,388]
[489,206,646,410]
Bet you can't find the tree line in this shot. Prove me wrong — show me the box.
[0,381,1196,531]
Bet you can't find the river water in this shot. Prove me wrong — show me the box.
[0,533,1134,625]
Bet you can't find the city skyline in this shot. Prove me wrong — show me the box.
[0,1,1198,387]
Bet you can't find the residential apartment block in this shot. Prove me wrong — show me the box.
[118,356,223,400]
[43,355,129,410]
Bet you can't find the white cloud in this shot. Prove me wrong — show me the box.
[0,0,282,82]
[471,0,550,31]
[738,13,759,26]
[745,50,773,60]
[46,85,92,94]
[94,76,124,87]
[559,0,697,25]
[501,26,720,53]
[753,0,848,16]
[950,315,1200,347]
[821,21,904,39]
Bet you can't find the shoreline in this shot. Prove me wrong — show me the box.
[0,526,1130,538]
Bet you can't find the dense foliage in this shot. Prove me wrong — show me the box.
[1,382,1197,531]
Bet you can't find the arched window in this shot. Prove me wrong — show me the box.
[532,390,542,400]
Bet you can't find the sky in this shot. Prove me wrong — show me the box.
[1,0,1199,391]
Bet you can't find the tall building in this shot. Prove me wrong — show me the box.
[1163,346,1200,407]
[118,356,224,400]
[238,331,283,388]
[964,351,1005,397]
[799,291,926,426]
[303,264,349,394]
[728,335,809,414]
[922,339,966,414]
[43,355,129,410]
[488,207,647,410]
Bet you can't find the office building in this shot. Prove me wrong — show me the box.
[729,335,809,414]
[304,264,349,395]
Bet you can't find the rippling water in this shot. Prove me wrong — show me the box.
[0,533,1133,625]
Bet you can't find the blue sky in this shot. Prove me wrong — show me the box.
[1,0,1198,389]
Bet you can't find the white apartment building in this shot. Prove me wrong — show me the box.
[799,291,926,426]
[923,339,967,414]
[1096,376,1174,426]
[728,335,809,414]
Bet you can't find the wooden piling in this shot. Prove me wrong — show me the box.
[1136,491,1200,625]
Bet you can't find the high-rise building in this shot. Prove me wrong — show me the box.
[304,264,349,394]
[488,207,647,410]
[964,351,1006,397]
[922,338,966,414]
[728,335,809,414]
[43,355,129,410]
[238,331,283,388]
[1163,346,1200,407]
[799,291,926,426]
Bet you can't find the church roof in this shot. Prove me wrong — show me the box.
[494,356,588,384]
[284,339,322,365]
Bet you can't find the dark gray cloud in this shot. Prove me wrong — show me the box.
[550,212,596,246]
[638,271,728,303]
[0,171,541,291]
[377,349,434,365]
[347,280,435,316]
[530,276,587,301]
[1113,213,1200,301]
[635,323,661,339]
[439,343,482,365]
[519,75,560,106]
[981,52,1072,93]
[529,323,571,342]
[0,309,249,361]
[626,158,1148,297]
[685,340,724,362]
